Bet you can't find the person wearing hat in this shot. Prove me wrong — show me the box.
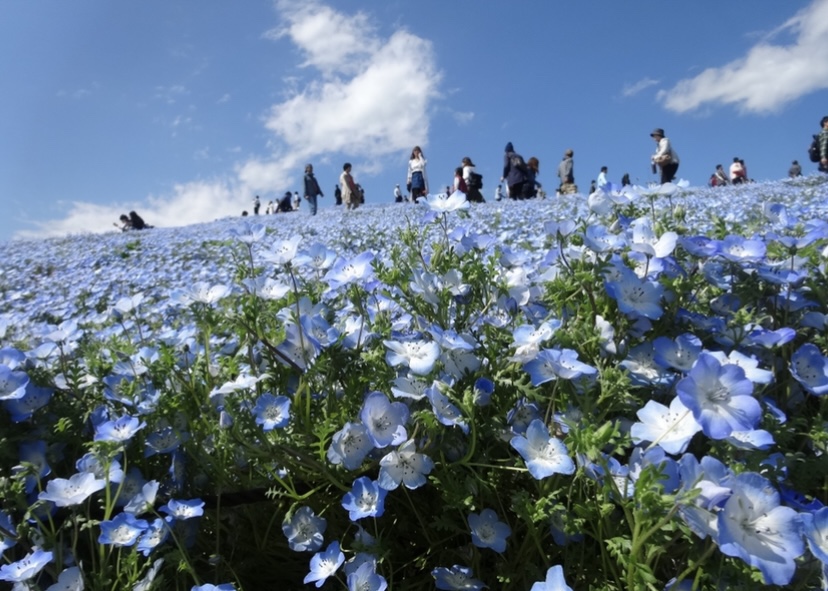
[557,149,577,195]
[303,163,324,216]
[650,128,679,184]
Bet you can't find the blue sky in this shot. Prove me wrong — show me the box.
[3,0,828,241]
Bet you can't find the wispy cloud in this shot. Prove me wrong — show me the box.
[18,0,442,239]
[658,0,828,113]
[621,78,659,98]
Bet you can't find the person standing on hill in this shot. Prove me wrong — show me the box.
[522,157,541,199]
[596,166,609,190]
[729,157,746,185]
[650,128,679,184]
[462,157,485,203]
[557,149,576,195]
[819,115,828,173]
[253,195,261,215]
[339,163,360,211]
[502,142,527,200]
[407,146,428,203]
[788,160,802,178]
[714,164,729,186]
[303,164,324,216]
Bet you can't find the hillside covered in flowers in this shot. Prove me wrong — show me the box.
[2,177,828,590]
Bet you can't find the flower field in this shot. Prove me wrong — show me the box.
[2,176,828,590]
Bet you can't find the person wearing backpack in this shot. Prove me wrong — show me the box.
[462,157,485,203]
[502,142,527,200]
[819,116,828,173]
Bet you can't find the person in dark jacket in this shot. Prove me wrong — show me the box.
[501,142,527,200]
[522,157,541,199]
[277,191,294,213]
[303,164,324,216]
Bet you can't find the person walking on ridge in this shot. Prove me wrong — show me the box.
[303,164,324,216]
[650,128,679,184]
[407,146,428,203]
[557,149,576,195]
[502,142,528,200]
[819,115,828,173]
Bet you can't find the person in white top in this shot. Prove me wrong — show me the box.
[596,166,609,190]
[407,146,428,203]
[649,128,679,184]
[729,157,746,184]
[461,156,484,203]
[394,184,403,203]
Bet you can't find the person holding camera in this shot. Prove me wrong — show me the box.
[650,128,679,184]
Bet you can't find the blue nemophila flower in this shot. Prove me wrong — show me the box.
[629,216,677,259]
[324,251,375,289]
[0,547,53,583]
[294,242,338,271]
[530,565,573,591]
[0,510,17,553]
[359,392,409,448]
[523,348,597,386]
[472,377,494,406]
[718,235,766,263]
[45,566,83,591]
[468,508,511,552]
[283,505,327,552]
[253,393,291,431]
[261,234,302,266]
[676,352,760,439]
[0,365,29,401]
[390,376,430,401]
[507,398,541,435]
[16,439,51,493]
[125,480,160,515]
[3,382,52,422]
[604,274,664,320]
[583,223,625,253]
[136,517,171,557]
[241,275,291,300]
[801,506,828,565]
[304,541,345,588]
[630,396,701,455]
[718,472,803,585]
[39,472,106,507]
[228,221,266,244]
[342,476,387,521]
[160,498,204,520]
[383,338,441,376]
[425,191,470,213]
[652,333,702,372]
[510,419,575,480]
[327,422,374,470]
[510,320,561,362]
[378,439,434,490]
[98,512,149,546]
[172,281,232,306]
[432,565,484,591]
[347,561,387,591]
[426,383,469,434]
[94,414,147,443]
[191,585,236,591]
[790,343,828,396]
[145,425,188,457]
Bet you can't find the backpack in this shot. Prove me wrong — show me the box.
[809,134,821,163]
[510,154,528,174]
[468,172,483,190]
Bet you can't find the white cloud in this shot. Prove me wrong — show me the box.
[15,180,243,240]
[18,1,441,239]
[451,110,475,125]
[621,78,659,98]
[659,0,828,113]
